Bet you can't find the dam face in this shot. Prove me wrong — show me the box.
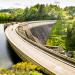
[31,24,54,44]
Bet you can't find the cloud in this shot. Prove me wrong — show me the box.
[0,0,75,9]
[14,3,22,6]
[0,0,24,2]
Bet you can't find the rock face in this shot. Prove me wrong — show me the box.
[30,24,54,44]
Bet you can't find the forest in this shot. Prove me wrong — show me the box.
[0,4,62,22]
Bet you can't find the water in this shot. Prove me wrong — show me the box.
[0,24,22,68]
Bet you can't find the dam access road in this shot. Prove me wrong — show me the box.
[5,21,75,75]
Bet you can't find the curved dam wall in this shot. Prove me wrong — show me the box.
[7,34,54,75]
[30,24,54,44]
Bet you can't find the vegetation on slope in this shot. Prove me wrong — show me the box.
[0,62,54,75]
[46,6,75,57]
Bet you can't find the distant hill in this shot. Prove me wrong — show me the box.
[0,9,11,12]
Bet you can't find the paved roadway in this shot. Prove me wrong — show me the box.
[5,21,75,75]
[27,20,56,29]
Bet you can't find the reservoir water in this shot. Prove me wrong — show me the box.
[0,24,21,68]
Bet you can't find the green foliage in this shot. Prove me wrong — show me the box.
[29,71,43,75]
[46,35,66,49]
[51,20,63,35]
[0,13,10,22]
[0,4,75,23]
[46,19,75,52]
[65,22,75,51]
[64,6,75,17]
[0,4,62,23]
[0,62,45,75]
[46,19,69,50]
[12,62,38,71]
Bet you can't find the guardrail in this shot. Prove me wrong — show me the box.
[16,26,75,68]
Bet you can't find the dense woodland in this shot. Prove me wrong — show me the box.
[0,4,75,22]
[0,4,62,22]
[0,4,75,57]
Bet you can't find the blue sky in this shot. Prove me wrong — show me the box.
[0,0,75,9]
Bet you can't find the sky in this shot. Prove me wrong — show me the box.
[0,0,75,9]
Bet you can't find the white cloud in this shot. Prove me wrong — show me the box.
[0,0,75,9]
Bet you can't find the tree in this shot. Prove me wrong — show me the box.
[66,22,75,51]
[37,4,47,20]
[51,20,63,35]
[64,6,75,18]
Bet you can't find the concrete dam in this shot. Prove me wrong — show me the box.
[30,24,54,44]
[5,21,75,75]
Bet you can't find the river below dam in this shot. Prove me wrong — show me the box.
[0,24,21,69]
